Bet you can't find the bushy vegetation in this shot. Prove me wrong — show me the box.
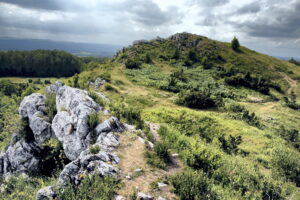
[57,175,120,200]
[227,103,261,128]
[289,58,300,66]
[45,92,57,122]
[40,138,69,176]
[170,170,215,200]
[176,91,218,109]
[271,147,300,186]
[225,72,280,94]
[0,50,81,77]
[111,102,144,129]
[0,175,56,200]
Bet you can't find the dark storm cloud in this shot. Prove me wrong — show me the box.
[190,0,229,7]
[236,2,261,14]
[122,0,182,26]
[231,0,300,39]
[0,0,61,10]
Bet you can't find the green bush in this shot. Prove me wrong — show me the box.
[218,135,242,155]
[176,91,217,109]
[57,175,120,200]
[154,142,170,163]
[111,103,144,129]
[213,159,263,197]
[0,175,56,200]
[185,146,222,173]
[40,138,69,176]
[21,86,36,98]
[271,147,300,186]
[170,170,216,200]
[89,145,101,154]
[88,112,99,131]
[45,92,57,122]
[144,150,167,169]
[125,58,141,69]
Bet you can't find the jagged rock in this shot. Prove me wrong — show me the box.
[96,132,119,151]
[45,81,64,94]
[58,150,118,186]
[19,93,46,119]
[137,192,154,200]
[2,140,41,174]
[36,186,57,200]
[94,78,106,88]
[95,117,123,134]
[51,84,101,160]
[19,93,52,144]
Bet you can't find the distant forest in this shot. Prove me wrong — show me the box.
[0,50,81,77]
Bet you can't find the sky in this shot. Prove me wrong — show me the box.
[0,0,299,57]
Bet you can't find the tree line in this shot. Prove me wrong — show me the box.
[0,50,81,77]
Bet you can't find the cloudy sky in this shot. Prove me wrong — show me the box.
[0,0,299,57]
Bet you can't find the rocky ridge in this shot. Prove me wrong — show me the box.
[0,81,124,199]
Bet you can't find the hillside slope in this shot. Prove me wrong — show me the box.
[1,33,300,199]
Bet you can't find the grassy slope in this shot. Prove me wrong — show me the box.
[1,33,300,199]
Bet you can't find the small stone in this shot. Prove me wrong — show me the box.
[134,168,143,173]
[126,175,132,180]
[157,182,168,191]
[157,197,166,200]
[137,192,154,200]
[138,137,145,144]
[172,153,179,158]
[115,195,126,200]
[147,141,154,150]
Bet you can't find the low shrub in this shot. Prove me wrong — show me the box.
[111,103,144,129]
[45,92,57,122]
[125,58,141,69]
[169,170,216,200]
[40,138,69,176]
[154,142,171,163]
[144,150,167,169]
[271,147,300,186]
[185,145,222,173]
[57,175,120,200]
[89,145,101,154]
[218,134,242,155]
[176,91,217,109]
[88,112,99,131]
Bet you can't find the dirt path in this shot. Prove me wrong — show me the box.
[280,72,298,95]
[116,132,183,199]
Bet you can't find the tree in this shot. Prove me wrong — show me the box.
[231,36,240,51]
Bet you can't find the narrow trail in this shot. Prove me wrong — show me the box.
[116,128,183,199]
[280,72,298,95]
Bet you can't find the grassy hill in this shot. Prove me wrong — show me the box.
[1,32,300,199]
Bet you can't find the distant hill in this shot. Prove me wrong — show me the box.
[0,38,122,57]
[276,56,300,61]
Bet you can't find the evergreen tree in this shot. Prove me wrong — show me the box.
[231,36,240,51]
